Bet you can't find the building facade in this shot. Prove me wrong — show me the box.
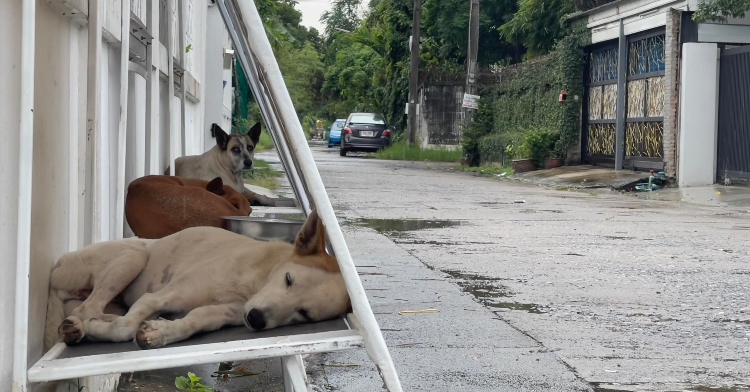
[577,0,750,185]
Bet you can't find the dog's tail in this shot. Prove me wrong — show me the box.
[43,251,92,352]
[43,288,65,352]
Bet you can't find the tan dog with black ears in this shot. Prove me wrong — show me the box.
[170,122,277,206]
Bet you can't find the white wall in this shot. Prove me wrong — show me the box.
[678,43,720,187]
[28,3,83,367]
[204,3,233,152]
[0,0,218,387]
[0,0,23,386]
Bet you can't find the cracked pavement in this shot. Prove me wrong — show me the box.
[298,146,750,392]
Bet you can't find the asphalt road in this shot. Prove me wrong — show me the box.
[118,144,750,392]
[291,145,750,392]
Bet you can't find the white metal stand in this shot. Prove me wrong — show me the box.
[214,0,402,390]
[24,0,403,390]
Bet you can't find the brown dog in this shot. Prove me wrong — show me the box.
[125,175,252,239]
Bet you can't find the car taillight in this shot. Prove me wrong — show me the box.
[382,129,391,138]
[344,127,352,135]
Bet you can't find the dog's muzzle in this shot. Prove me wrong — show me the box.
[243,159,253,169]
[245,308,266,330]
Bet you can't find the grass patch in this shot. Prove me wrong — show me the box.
[243,159,281,190]
[255,131,275,152]
[455,165,514,177]
[374,142,463,162]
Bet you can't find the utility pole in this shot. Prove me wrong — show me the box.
[407,0,422,146]
[465,0,480,124]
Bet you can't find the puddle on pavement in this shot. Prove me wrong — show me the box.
[591,386,635,392]
[631,185,750,208]
[687,386,750,392]
[392,239,495,246]
[349,218,465,235]
[592,381,750,392]
[441,269,548,314]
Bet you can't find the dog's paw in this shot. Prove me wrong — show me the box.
[58,317,85,346]
[135,320,169,349]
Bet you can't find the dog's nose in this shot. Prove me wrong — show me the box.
[243,159,253,168]
[246,308,266,330]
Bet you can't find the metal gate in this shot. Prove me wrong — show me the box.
[584,44,619,167]
[717,46,750,182]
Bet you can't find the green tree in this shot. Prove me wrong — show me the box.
[422,0,520,65]
[234,0,328,135]
[279,41,326,117]
[694,0,750,23]
[499,0,574,59]
[321,0,363,42]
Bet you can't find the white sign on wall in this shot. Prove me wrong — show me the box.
[462,93,480,109]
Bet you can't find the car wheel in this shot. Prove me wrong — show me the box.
[339,148,347,157]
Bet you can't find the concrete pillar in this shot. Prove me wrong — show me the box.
[678,43,720,187]
[0,0,23,385]
[663,9,681,178]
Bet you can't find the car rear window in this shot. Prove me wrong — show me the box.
[331,121,345,130]
[349,114,386,125]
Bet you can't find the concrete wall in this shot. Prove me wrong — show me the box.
[678,43,720,187]
[204,3,233,150]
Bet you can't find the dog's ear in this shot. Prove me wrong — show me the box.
[294,209,327,256]
[212,123,230,150]
[205,177,226,195]
[248,122,262,145]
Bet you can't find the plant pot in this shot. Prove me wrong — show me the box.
[544,158,564,169]
[512,158,536,173]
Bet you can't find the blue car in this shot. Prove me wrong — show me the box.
[327,119,347,148]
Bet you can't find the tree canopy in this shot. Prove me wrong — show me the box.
[240,0,581,135]
[694,0,750,23]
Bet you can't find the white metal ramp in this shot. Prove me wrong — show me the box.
[26,0,403,390]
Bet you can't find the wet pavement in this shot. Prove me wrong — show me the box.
[630,185,750,209]
[297,147,750,391]
[117,145,750,391]
[511,165,652,190]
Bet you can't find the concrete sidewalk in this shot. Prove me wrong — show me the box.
[509,165,750,209]
[511,165,652,190]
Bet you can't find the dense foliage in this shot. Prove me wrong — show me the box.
[694,0,750,23]
[234,0,589,163]
[462,19,589,165]
[234,0,580,135]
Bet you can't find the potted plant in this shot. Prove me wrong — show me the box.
[507,141,536,173]
[543,132,564,169]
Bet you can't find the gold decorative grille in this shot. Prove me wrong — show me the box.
[626,122,663,157]
[602,84,617,120]
[590,48,618,83]
[646,76,665,117]
[627,80,646,118]
[588,86,602,120]
[588,123,617,155]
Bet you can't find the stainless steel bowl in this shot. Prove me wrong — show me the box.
[271,197,298,208]
[224,216,304,243]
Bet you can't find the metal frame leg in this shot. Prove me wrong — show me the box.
[281,355,309,392]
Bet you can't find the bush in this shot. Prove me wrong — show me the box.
[520,128,560,167]
[477,131,524,165]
